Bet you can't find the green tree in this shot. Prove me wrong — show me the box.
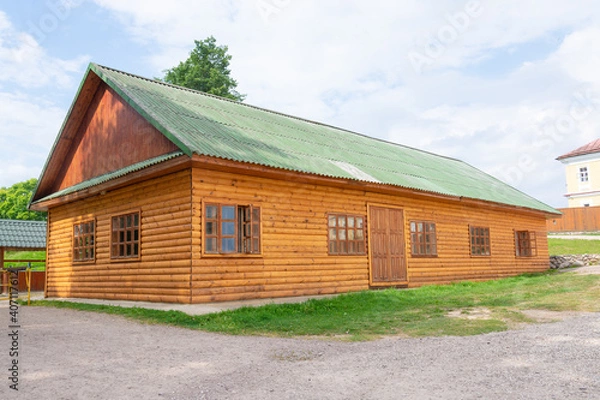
[0,178,46,221]
[163,36,245,101]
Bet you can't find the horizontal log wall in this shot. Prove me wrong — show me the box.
[46,170,192,303]
[191,167,550,303]
[46,166,550,304]
[547,206,600,232]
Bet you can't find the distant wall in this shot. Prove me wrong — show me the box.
[547,206,600,233]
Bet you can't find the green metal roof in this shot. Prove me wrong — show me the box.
[36,63,560,214]
[0,219,47,249]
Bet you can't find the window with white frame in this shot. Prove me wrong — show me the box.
[579,167,589,183]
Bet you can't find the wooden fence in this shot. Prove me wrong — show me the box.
[547,206,600,233]
[1,269,46,294]
[1,258,46,293]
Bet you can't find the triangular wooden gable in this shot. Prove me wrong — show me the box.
[34,70,179,200]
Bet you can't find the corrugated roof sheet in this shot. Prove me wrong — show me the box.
[34,151,184,203]
[557,138,600,160]
[37,63,559,214]
[0,219,47,249]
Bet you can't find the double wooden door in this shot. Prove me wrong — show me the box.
[369,206,407,284]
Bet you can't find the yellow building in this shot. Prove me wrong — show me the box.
[557,139,600,208]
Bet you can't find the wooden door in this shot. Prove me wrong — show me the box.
[369,206,407,284]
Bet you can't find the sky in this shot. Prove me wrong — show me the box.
[1,1,600,208]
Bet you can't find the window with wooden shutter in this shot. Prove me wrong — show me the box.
[241,206,261,254]
[204,203,261,255]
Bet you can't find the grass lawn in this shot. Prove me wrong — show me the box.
[547,238,600,255]
[23,238,600,339]
[4,250,46,270]
[31,271,600,340]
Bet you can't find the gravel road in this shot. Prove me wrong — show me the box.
[2,306,599,400]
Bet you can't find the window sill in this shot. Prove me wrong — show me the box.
[72,260,96,265]
[202,253,263,258]
[110,257,141,263]
[410,254,438,258]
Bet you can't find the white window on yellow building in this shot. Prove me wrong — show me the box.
[579,167,589,183]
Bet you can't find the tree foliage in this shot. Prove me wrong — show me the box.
[163,36,245,101]
[0,179,46,221]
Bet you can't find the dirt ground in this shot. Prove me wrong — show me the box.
[1,305,599,400]
[1,266,598,399]
[549,234,600,240]
[566,265,600,275]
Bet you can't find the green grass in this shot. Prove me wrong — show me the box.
[4,250,46,270]
[30,271,600,340]
[18,238,600,339]
[548,238,600,255]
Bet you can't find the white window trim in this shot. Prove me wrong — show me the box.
[578,166,591,193]
[579,166,589,183]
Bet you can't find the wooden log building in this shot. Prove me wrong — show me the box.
[29,63,560,304]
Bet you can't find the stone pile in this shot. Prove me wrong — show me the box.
[549,254,600,269]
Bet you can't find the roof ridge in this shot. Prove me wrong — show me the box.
[92,63,465,164]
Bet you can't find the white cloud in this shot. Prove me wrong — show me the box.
[0,10,88,188]
[21,1,600,206]
[0,92,65,187]
[0,10,89,89]
[552,26,600,85]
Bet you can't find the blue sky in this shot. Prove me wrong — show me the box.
[1,0,600,207]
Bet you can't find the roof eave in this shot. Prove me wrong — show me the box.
[190,154,561,216]
[30,152,190,212]
[557,150,600,161]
